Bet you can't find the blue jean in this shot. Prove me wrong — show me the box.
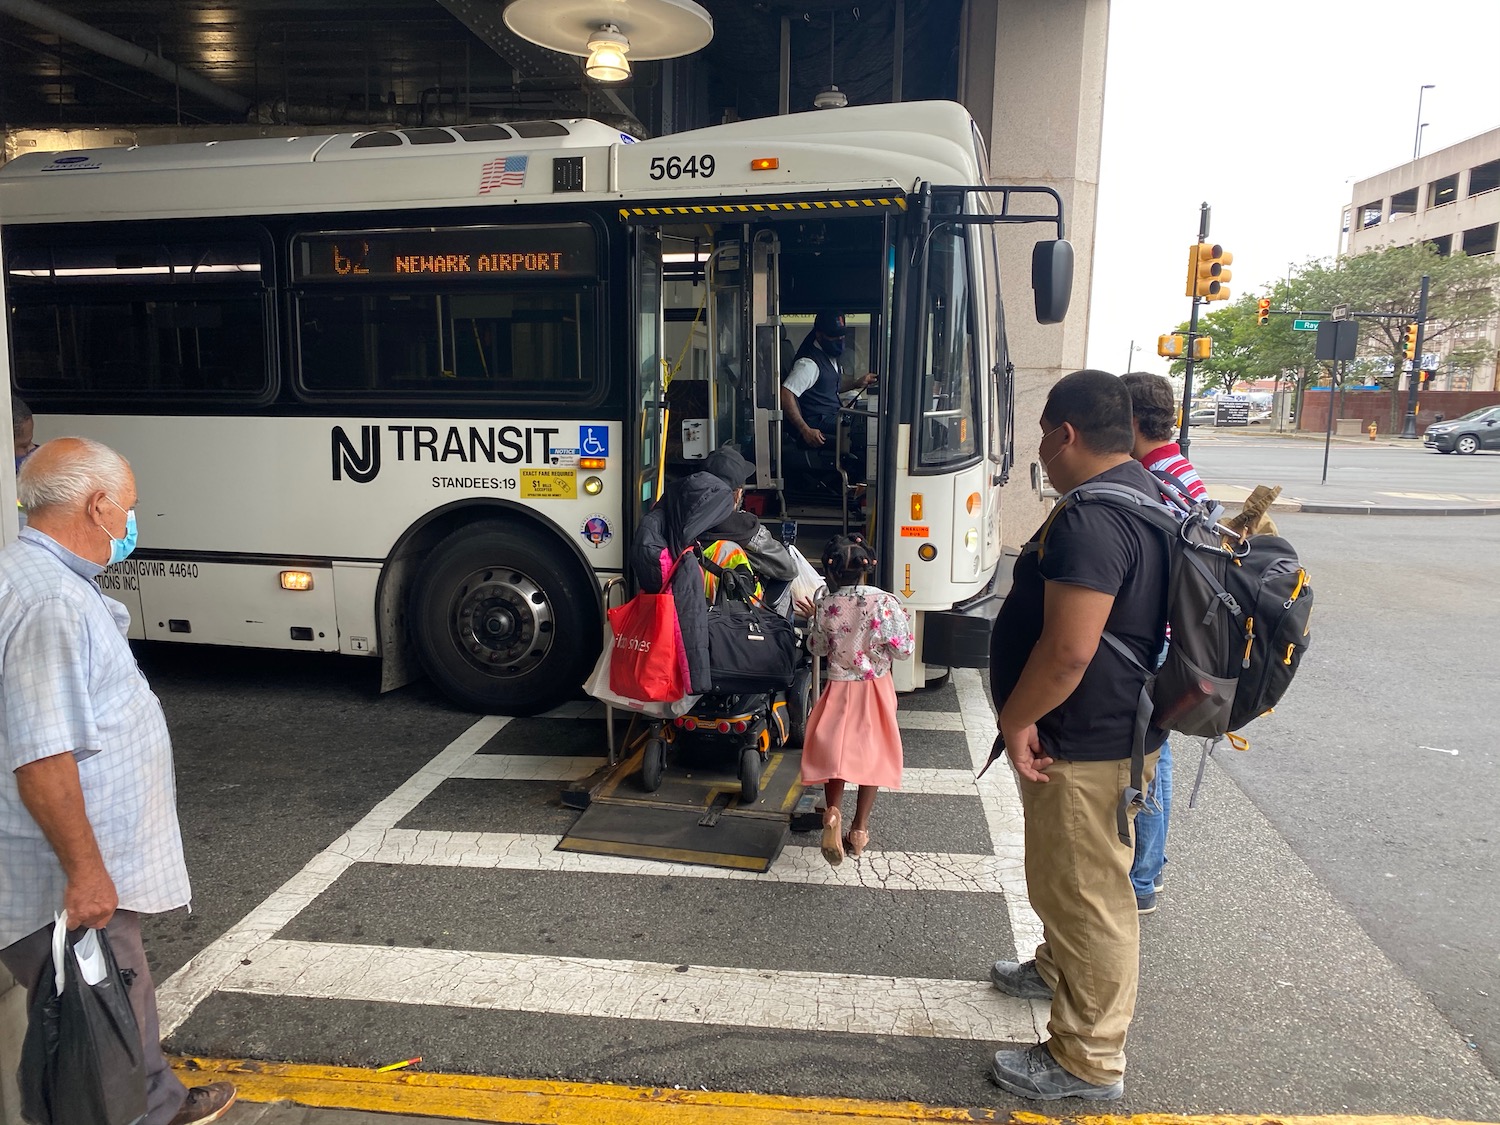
[1130,737,1172,897]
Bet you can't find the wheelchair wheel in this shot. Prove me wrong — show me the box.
[787,666,813,748]
[641,737,666,792]
[738,746,762,804]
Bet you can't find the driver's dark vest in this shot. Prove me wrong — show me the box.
[792,337,842,424]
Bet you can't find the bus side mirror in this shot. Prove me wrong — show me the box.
[1031,239,1074,325]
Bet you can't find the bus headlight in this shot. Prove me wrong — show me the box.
[583,475,604,495]
[917,544,938,562]
[964,529,979,552]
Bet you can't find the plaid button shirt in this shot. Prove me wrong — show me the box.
[0,528,190,946]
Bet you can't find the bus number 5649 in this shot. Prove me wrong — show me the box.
[649,154,715,181]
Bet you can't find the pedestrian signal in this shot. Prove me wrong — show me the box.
[1158,334,1185,358]
[1193,336,1213,360]
[1186,242,1233,301]
[1256,298,1271,326]
[1403,323,1419,360]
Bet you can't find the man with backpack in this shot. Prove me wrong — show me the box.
[986,370,1171,1101]
[1119,372,1204,915]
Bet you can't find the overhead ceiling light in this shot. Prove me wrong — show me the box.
[814,85,848,110]
[586,25,631,82]
[503,0,712,84]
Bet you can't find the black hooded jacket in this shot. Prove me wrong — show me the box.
[630,472,735,694]
[630,472,798,693]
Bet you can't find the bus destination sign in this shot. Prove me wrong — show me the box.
[296,224,595,281]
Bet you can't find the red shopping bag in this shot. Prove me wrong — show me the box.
[608,549,692,702]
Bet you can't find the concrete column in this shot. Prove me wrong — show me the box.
[960,0,1109,548]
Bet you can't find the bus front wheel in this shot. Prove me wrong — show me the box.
[410,522,597,715]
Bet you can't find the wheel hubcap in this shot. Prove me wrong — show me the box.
[450,566,554,678]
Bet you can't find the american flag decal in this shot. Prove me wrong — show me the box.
[478,155,528,194]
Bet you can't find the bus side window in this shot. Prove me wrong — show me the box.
[7,238,268,401]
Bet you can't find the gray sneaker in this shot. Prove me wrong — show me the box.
[1136,891,1157,915]
[990,1043,1123,1101]
[989,959,1053,1000]
[1153,873,1165,892]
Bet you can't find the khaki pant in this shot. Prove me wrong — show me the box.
[1019,751,1158,1085]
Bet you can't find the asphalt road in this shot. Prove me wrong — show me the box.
[1209,509,1500,1077]
[121,475,1500,1119]
[1186,429,1500,507]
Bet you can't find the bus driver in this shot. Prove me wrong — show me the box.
[779,312,876,449]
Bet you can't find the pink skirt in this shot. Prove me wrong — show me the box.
[799,674,903,789]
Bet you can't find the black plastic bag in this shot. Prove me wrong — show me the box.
[19,916,147,1125]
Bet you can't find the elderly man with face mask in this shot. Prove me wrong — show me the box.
[0,438,236,1125]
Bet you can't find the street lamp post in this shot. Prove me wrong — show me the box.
[1413,84,1434,161]
[1124,340,1140,374]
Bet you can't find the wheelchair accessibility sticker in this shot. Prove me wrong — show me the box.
[581,514,613,548]
[579,426,609,458]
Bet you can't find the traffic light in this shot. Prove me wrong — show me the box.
[1186,242,1233,301]
[1403,322,1419,360]
[1418,369,1431,386]
[1256,298,1271,326]
[1193,336,1213,360]
[1158,334,1185,358]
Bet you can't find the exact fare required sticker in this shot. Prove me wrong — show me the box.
[520,468,578,499]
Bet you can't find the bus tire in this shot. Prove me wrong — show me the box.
[409,521,597,715]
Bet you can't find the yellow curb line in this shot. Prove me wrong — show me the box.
[172,1057,1494,1125]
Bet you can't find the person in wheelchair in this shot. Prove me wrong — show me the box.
[630,448,797,696]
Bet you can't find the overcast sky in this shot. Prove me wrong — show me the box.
[1083,1,1500,376]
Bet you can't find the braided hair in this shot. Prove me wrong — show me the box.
[821,533,876,592]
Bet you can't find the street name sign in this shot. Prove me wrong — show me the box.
[1293,319,1320,331]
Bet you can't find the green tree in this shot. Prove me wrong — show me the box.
[1297,243,1499,382]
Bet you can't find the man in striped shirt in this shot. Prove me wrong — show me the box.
[1121,373,1207,504]
[1119,373,1209,917]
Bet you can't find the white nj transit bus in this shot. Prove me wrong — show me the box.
[1,101,1072,715]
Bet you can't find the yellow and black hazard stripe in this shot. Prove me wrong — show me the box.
[619,196,905,220]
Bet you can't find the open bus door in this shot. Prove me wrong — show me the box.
[895,183,1072,676]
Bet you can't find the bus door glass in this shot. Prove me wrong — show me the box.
[974,205,1008,572]
[632,228,665,518]
[748,230,782,491]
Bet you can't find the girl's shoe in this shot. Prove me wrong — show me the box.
[821,808,845,866]
[844,828,869,858]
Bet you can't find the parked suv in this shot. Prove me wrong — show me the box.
[1423,406,1500,454]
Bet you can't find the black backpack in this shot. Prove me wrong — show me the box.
[1049,475,1313,841]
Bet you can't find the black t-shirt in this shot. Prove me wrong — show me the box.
[988,460,1170,761]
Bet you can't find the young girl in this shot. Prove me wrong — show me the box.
[800,534,915,865]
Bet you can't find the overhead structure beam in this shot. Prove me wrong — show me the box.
[436,0,586,112]
[0,0,250,116]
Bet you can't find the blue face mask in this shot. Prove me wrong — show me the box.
[99,498,138,566]
[821,336,846,358]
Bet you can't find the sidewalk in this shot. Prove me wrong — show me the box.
[1211,481,1500,517]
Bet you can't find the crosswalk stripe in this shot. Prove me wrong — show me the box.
[952,670,1042,956]
[222,938,1042,1042]
[453,755,606,781]
[363,829,1017,893]
[156,715,512,1038]
[895,711,965,730]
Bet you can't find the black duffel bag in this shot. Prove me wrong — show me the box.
[706,597,797,693]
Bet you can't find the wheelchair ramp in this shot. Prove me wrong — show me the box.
[557,746,810,873]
